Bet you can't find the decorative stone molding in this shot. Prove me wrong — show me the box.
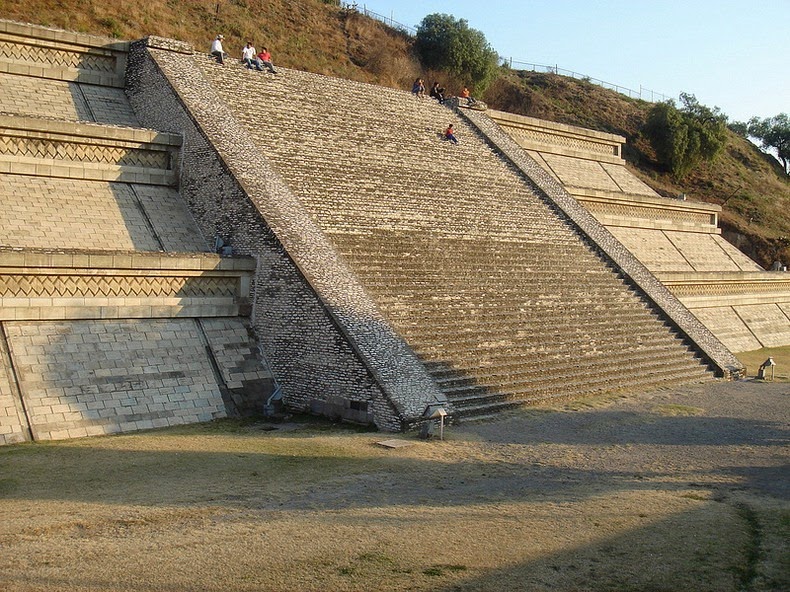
[488,109,624,163]
[0,19,128,87]
[0,249,255,321]
[574,190,720,232]
[0,114,181,185]
[657,271,790,302]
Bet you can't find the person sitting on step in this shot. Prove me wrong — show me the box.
[430,81,446,103]
[242,41,259,69]
[255,47,278,73]
[461,86,477,107]
[411,78,426,98]
[444,123,458,144]
[210,34,226,64]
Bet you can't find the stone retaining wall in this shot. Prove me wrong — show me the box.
[3,318,226,440]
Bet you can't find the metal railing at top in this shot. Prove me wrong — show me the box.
[502,58,671,103]
[338,3,671,104]
[339,2,417,35]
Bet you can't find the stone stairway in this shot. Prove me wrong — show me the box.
[172,56,716,420]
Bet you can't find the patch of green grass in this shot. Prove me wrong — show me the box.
[732,502,764,591]
[0,477,18,495]
[736,346,790,381]
[680,491,710,501]
[356,552,394,565]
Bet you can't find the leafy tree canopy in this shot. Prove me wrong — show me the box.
[643,92,728,179]
[415,13,499,93]
[747,113,790,175]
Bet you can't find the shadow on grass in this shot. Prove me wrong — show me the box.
[1,393,787,508]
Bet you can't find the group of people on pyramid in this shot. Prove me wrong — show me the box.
[210,34,277,74]
[411,78,476,145]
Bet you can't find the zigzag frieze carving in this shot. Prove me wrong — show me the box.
[0,41,116,72]
[583,201,710,225]
[670,282,790,297]
[507,127,616,156]
[0,136,169,169]
[0,274,237,299]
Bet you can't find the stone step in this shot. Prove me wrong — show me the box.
[449,366,713,419]
[424,341,702,383]
[437,348,707,398]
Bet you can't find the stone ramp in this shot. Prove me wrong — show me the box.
[128,43,727,423]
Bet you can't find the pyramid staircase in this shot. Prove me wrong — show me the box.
[124,40,742,427]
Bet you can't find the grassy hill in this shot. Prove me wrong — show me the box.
[3,0,788,267]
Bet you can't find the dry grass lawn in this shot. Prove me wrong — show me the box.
[1,380,788,591]
[737,346,790,381]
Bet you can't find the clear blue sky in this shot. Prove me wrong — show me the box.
[355,0,788,123]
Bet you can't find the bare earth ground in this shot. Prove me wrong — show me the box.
[0,379,788,592]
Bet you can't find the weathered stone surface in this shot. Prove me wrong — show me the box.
[491,110,786,353]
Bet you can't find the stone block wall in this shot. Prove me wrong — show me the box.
[3,318,226,440]
[0,19,128,87]
[0,21,274,444]
[0,329,29,445]
[656,271,790,352]
[0,115,207,253]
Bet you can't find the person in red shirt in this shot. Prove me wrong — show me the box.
[445,124,458,145]
[255,47,278,73]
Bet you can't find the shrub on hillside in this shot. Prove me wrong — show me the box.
[414,13,498,93]
[747,114,790,176]
[643,93,728,180]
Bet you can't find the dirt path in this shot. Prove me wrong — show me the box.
[0,379,787,591]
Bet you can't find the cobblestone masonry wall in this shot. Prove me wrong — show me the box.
[3,318,228,440]
[125,39,412,431]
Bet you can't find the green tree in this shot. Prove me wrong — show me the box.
[747,113,790,175]
[643,93,728,179]
[415,13,499,92]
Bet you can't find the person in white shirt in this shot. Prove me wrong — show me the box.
[241,41,258,70]
[210,34,226,64]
